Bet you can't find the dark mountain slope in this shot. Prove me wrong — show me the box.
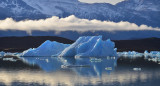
[114,37,160,52]
[0,36,74,52]
[0,36,160,52]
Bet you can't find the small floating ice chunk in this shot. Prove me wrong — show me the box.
[0,52,19,57]
[105,67,112,71]
[144,51,160,58]
[90,57,102,62]
[144,50,149,55]
[3,58,17,62]
[133,68,141,71]
[61,65,90,68]
[118,51,143,57]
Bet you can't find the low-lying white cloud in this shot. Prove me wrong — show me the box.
[0,15,160,34]
[79,0,125,5]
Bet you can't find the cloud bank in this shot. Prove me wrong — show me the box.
[0,15,160,34]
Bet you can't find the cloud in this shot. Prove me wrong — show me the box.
[0,15,160,34]
[78,0,125,5]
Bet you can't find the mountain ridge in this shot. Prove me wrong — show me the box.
[0,0,159,27]
[0,36,160,52]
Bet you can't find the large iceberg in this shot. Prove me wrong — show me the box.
[22,40,70,56]
[59,36,117,57]
[22,36,117,57]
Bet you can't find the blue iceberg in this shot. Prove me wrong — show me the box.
[59,36,117,57]
[117,50,160,59]
[22,40,70,56]
[144,50,160,58]
[0,51,5,57]
[117,51,143,58]
[22,36,117,57]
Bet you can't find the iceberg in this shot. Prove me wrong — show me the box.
[0,51,5,57]
[22,36,117,57]
[118,50,160,59]
[117,51,143,58]
[144,51,160,58]
[22,40,70,56]
[59,36,117,57]
[0,51,20,57]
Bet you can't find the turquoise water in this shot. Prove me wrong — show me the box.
[0,56,160,86]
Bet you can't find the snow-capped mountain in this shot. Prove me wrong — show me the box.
[0,0,160,27]
[117,0,160,11]
[0,0,46,20]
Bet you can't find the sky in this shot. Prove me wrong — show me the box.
[79,0,125,5]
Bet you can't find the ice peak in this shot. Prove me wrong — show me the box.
[59,36,117,57]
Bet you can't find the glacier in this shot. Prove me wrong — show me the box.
[22,36,117,57]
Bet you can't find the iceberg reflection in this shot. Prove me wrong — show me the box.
[22,56,117,76]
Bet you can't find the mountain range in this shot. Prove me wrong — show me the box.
[1,36,160,52]
[0,0,160,27]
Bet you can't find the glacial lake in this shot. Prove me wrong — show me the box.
[0,56,160,86]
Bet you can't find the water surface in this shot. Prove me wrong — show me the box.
[0,56,160,86]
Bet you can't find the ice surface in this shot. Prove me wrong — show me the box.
[118,50,160,59]
[0,51,19,57]
[117,51,143,58]
[59,36,117,57]
[144,51,160,58]
[22,40,70,56]
[0,51,5,57]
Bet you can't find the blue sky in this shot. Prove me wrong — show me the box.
[79,0,125,5]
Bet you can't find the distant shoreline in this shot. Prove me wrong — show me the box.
[0,36,160,53]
